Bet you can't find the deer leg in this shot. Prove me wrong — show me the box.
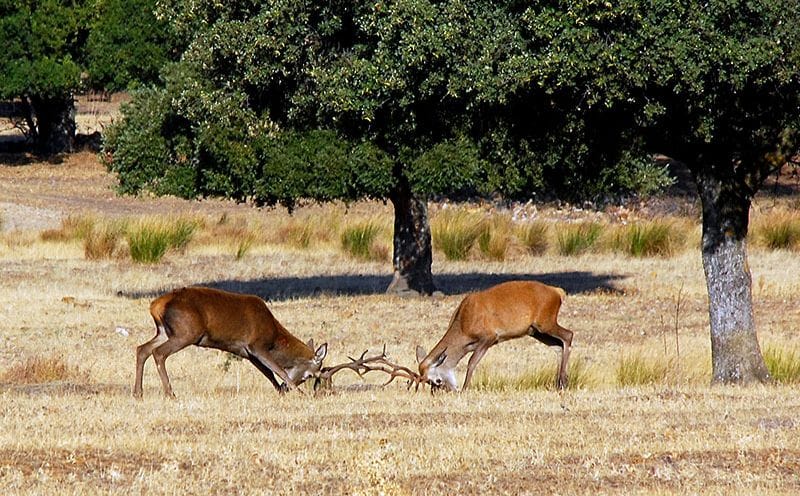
[531,324,573,390]
[247,350,297,392]
[247,355,285,393]
[133,325,169,399]
[151,337,194,399]
[462,339,496,391]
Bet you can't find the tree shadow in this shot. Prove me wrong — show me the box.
[119,271,627,302]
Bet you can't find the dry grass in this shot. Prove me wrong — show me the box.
[1,159,800,493]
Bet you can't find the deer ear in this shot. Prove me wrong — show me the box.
[314,343,328,363]
[416,345,427,364]
[432,351,447,368]
[307,338,315,351]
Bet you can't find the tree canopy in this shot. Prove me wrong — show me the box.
[0,0,175,153]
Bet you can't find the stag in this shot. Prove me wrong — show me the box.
[133,287,327,398]
[416,280,574,391]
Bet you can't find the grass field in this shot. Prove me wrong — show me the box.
[1,155,799,494]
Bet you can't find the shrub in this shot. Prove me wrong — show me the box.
[280,220,315,249]
[556,222,602,256]
[431,209,484,260]
[516,221,550,255]
[341,220,386,261]
[764,347,800,384]
[1,356,89,384]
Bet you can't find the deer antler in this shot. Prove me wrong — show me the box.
[318,345,422,391]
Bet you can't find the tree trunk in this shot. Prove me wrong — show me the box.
[386,179,436,296]
[696,169,770,384]
[29,93,76,155]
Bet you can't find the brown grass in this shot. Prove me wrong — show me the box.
[1,355,89,384]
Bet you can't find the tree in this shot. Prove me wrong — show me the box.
[0,0,87,153]
[487,0,800,383]
[0,0,173,154]
[106,1,494,295]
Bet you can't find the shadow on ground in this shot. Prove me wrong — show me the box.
[120,271,627,301]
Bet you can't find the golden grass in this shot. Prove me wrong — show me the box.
[1,200,800,494]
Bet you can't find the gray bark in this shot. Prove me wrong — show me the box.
[697,168,770,384]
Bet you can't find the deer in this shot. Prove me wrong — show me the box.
[416,280,573,392]
[133,286,328,399]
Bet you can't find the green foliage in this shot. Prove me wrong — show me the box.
[763,347,800,384]
[85,0,176,91]
[556,223,602,256]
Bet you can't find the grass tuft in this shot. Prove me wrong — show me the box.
[340,220,386,261]
[127,217,198,263]
[607,219,688,257]
[431,210,484,260]
[477,215,514,261]
[752,212,800,250]
[84,221,125,260]
[474,358,593,391]
[764,347,800,384]
[40,213,97,242]
[1,356,89,384]
[515,221,550,255]
[615,353,675,387]
[556,222,602,256]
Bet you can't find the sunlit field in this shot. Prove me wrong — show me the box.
[1,155,799,494]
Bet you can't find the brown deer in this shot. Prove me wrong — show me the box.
[416,280,573,391]
[133,287,328,399]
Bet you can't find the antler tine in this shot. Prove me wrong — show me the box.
[319,345,422,389]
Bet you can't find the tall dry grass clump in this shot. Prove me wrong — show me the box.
[127,216,198,263]
[431,209,484,260]
[515,221,550,255]
[763,346,800,383]
[39,213,97,242]
[1,356,89,384]
[556,222,602,256]
[751,211,800,250]
[340,219,388,261]
[477,214,514,261]
[605,219,690,257]
[83,220,126,259]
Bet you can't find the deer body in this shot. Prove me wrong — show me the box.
[133,287,327,398]
[416,280,573,391]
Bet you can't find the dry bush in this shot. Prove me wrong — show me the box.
[1,355,89,384]
[764,346,800,383]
